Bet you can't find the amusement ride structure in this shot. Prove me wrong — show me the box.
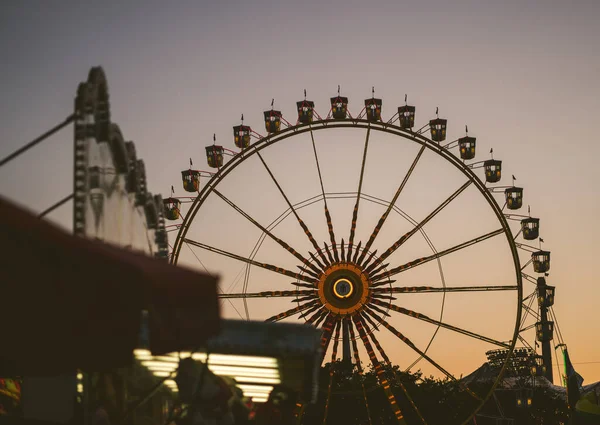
[2,67,590,423]
[161,87,559,424]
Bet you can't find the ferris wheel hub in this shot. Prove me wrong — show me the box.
[317,262,370,316]
[333,278,354,298]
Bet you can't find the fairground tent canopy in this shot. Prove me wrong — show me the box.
[0,196,220,376]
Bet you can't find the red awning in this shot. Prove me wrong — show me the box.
[0,197,220,376]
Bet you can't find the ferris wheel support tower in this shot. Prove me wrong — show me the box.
[536,276,555,383]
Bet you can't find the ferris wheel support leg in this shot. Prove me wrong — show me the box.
[360,313,428,425]
[353,315,407,424]
[347,318,374,425]
[342,317,352,365]
[38,193,74,218]
[0,114,76,168]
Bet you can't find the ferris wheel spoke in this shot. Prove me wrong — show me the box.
[183,238,316,284]
[297,265,320,281]
[352,315,406,424]
[359,310,381,334]
[347,126,372,262]
[256,151,330,266]
[322,242,335,264]
[363,307,482,402]
[212,189,322,275]
[358,313,428,425]
[358,145,426,266]
[309,125,339,264]
[371,299,510,349]
[313,309,330,328]
[347,318,375,425]
[362,249,377,270]
[319,315,337,363]
[308,252,326,272]
[352,241,362,264]
[265,300,320,322]
[370,228,504,284]
[299,302,323,320]
[372,285,519,294]
[364,180,473,272]
[366,301,392,318]
[305,308,327,326]
[217,289,317,299]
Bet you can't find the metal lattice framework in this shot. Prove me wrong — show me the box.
[162,90,541,425]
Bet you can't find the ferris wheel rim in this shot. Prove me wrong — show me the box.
[170,117,524,424]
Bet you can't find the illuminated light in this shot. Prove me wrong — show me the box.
[243,391,273,398]
[190,353,208,361]
[166,352,277,367]
[134,349,152,359]
[147,365,178,372]
[77,373,83,380]
[208,365,279,378]
[234,376,281,385]
[141,361,178,369]
[164,380,177,387]
[153,371,172,378]
[251,397,268,403]
[149,356,178,363]
[238,385,274,393]
[77,384,83,393]
[207,355,278,367]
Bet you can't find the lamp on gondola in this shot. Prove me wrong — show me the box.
[505,175,523,210]
[429,107,447,142]
[516,388,534,408]
[458,125,476,160]
[182,159,201,192]
[233,114,251,149]
[297,90,315,124]
[535,321,554,342]
[521,207,540,240]
[536,277,555,307]
[532,248,550,273]
[163,197,181,221]
[484,148,502,183]
[364,87,382,122]
[330,85,348,120]
[264,99,282,134]
[206,134,224,168]
[530,355,547,377]
[398,94,415,129]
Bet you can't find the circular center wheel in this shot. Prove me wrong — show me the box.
[166,93,528,425]
[318,263,369,313]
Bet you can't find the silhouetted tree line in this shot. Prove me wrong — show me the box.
[300,361,570,425]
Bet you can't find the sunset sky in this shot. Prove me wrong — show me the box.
[1,0,599,385]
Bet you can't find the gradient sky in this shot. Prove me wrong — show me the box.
[1,0,599,384]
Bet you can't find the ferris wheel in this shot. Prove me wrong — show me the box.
[162,87,552,424]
